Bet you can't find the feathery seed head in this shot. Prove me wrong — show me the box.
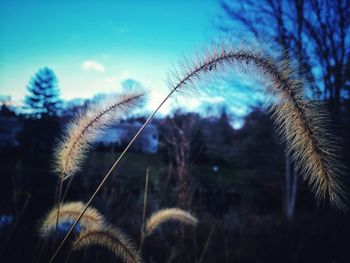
[39,202,105,238]
[73,225,143,263]
[145,208,198,236]
[54,91,145,180]
[168,42,347,209]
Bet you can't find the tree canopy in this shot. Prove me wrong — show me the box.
[25,67,61,118]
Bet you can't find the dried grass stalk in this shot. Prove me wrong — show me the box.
[39,202,105,237]
[145,208,198,236]
[168,43,346,208]
[73,225,143,263]
[55,91,144,180]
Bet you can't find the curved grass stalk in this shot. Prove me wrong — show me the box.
[49,42,346,262]
[55,91,145,180]
[72,225,143,263]
[40,202,105,238]
[49,87,175,263]
[53,92,144,238]
[145,208,198,237]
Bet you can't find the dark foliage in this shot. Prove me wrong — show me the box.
[1,104,350,262]
[25,67,61,118]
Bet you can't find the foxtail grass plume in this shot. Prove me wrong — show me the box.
[46,41,346,263]
[73,225,143,263]
[39,202,105,237]
[145,208,198,236]
[168,42,346,209]
[55,91,145,180]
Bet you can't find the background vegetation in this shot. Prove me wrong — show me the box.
[1,0,350,262]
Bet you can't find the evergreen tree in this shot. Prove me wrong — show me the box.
[25,67,61,118]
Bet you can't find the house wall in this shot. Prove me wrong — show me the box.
[96,122,158,153]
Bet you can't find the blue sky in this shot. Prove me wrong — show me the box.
[0,0,222,113]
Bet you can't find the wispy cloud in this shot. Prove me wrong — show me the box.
[105,71,129,83]
[201,96,225,103]
[82,60,105,72]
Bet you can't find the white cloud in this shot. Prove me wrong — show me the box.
[201,96,225,103]
[105,76,120,83]
[82,60,105,72]
[105,71,129,83]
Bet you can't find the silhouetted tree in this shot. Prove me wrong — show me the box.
[161,111,201,210]
[19,68,62,152]
[0,104,16,117]
[25,67,61,118]
[218,0,350,114]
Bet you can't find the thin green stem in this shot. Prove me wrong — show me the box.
[198,226,215,263]
[61,176,74,202]
[139,168,149,250]
[55,178,63,239]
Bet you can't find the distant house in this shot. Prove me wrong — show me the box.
[95,121,159,153]
[0,116,159,153]
[0,117,22,147]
